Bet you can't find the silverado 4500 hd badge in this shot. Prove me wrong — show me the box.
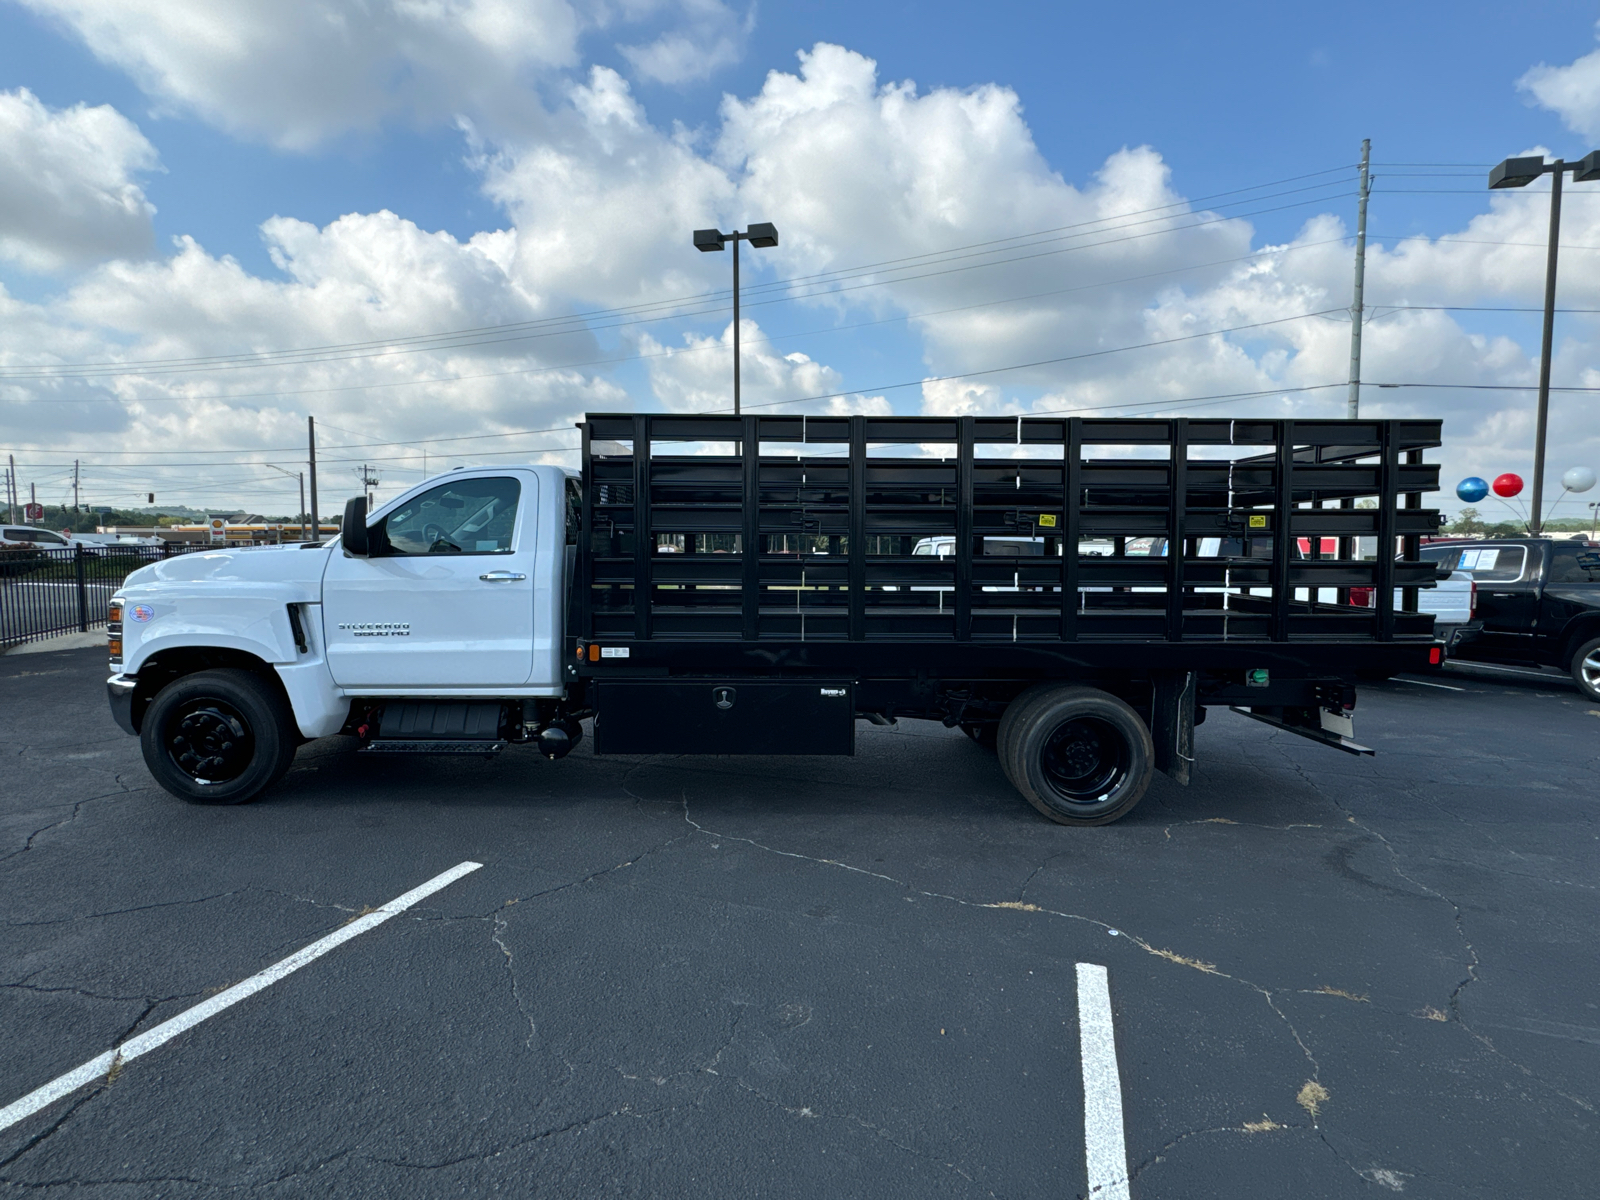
[337,622,411,637]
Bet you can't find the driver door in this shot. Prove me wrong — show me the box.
[322,475,535,688]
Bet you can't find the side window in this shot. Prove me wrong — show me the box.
[380,477,521,556]
[1549,546,1600,583]
[1455,544,1527,582]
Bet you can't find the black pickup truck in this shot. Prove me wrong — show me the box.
[1420,537,1600,699]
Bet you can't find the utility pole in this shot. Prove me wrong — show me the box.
[30,482,36,523]
[732,233,741,415]
[7,454,15,523]
[73,460,80,513]
[307,416,320,543]
[298,472,307,542]
[1347,138,1372,420]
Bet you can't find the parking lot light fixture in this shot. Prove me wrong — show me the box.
[692,223,780,416]
[1487,153,1600,535]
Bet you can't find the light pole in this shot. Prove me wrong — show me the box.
[1488,151,1600,535]
[694,223,779,416]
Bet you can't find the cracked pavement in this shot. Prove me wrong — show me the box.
[1,648,1597,1197]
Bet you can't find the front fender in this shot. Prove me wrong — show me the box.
[122,585,305,673]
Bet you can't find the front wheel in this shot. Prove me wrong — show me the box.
[1572,637,1600,702]
[140,669,298,804]
[1002,686,1154,826]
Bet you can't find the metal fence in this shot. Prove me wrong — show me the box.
[0,544,194,650]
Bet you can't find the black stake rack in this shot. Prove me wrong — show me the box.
[576,414,1443,648]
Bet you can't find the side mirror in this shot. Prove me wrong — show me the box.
[342,496,369,556]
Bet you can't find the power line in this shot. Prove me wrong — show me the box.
[1374,381,1600,391]
[0,233,1361,411]
[2,308,1349,467]
[3,383,1361,475]
[0,183,1358,384]
[1368,234,1600,251]
[1365,304,1600,313]
[0,166,1356,379]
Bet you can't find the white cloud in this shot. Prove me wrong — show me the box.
[0,88,158,272]
[639,318,884,414]
[619,0,749,85]
[17,0,583,149]
[8,40,1600,517]
[17,0,754,150]
[478,66,735,306]
[0,210,623,510]
[1519,26,1600,142]
[919,378,1012,416]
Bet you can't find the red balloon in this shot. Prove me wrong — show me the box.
[1491,472,1524,498]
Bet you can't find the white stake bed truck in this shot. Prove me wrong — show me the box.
[106,414,1446,825]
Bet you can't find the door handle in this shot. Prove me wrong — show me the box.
[479,571,527,582]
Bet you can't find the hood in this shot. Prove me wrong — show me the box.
[123,543,334,594]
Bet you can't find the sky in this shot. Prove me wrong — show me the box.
[3,0,1600,521]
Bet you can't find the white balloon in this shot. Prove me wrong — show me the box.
[1562,466,1597,493]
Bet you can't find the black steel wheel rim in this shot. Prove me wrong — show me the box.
[165,700,254,785]
[1038,716,1130,806]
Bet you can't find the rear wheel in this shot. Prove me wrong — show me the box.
[1572,637,1600,702]
[996,683,1057,778]
[1002,686,1153,826]
[140,669,298,805]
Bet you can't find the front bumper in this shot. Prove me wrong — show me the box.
[107,674,138,735]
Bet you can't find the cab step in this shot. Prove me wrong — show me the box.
[359,739,507,755]
[357,701,508,755]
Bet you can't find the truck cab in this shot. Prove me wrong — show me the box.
[106,466,574,803]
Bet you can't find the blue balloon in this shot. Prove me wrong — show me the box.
[1456,476,1489,503]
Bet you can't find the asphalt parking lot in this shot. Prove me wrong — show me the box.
[2,648,1597,1198]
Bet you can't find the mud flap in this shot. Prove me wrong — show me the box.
[1152,671,1196,785]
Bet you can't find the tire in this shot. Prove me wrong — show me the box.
[961,722,998,750]
[1003,686,1154,826]
[996,683,1058,781]
[1572,637,1600,703]
[140,669,298,805]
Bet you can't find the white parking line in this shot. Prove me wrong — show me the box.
[0,861,482,1134]
[1077,962,1130,1200]
[1394,676,1466,691]
[1443,661,1562,680]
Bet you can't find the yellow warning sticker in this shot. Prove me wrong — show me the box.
[1038,513,1058,528]
[1248,514,1267,528]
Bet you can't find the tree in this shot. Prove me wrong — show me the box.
[1449,507,1485,535]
